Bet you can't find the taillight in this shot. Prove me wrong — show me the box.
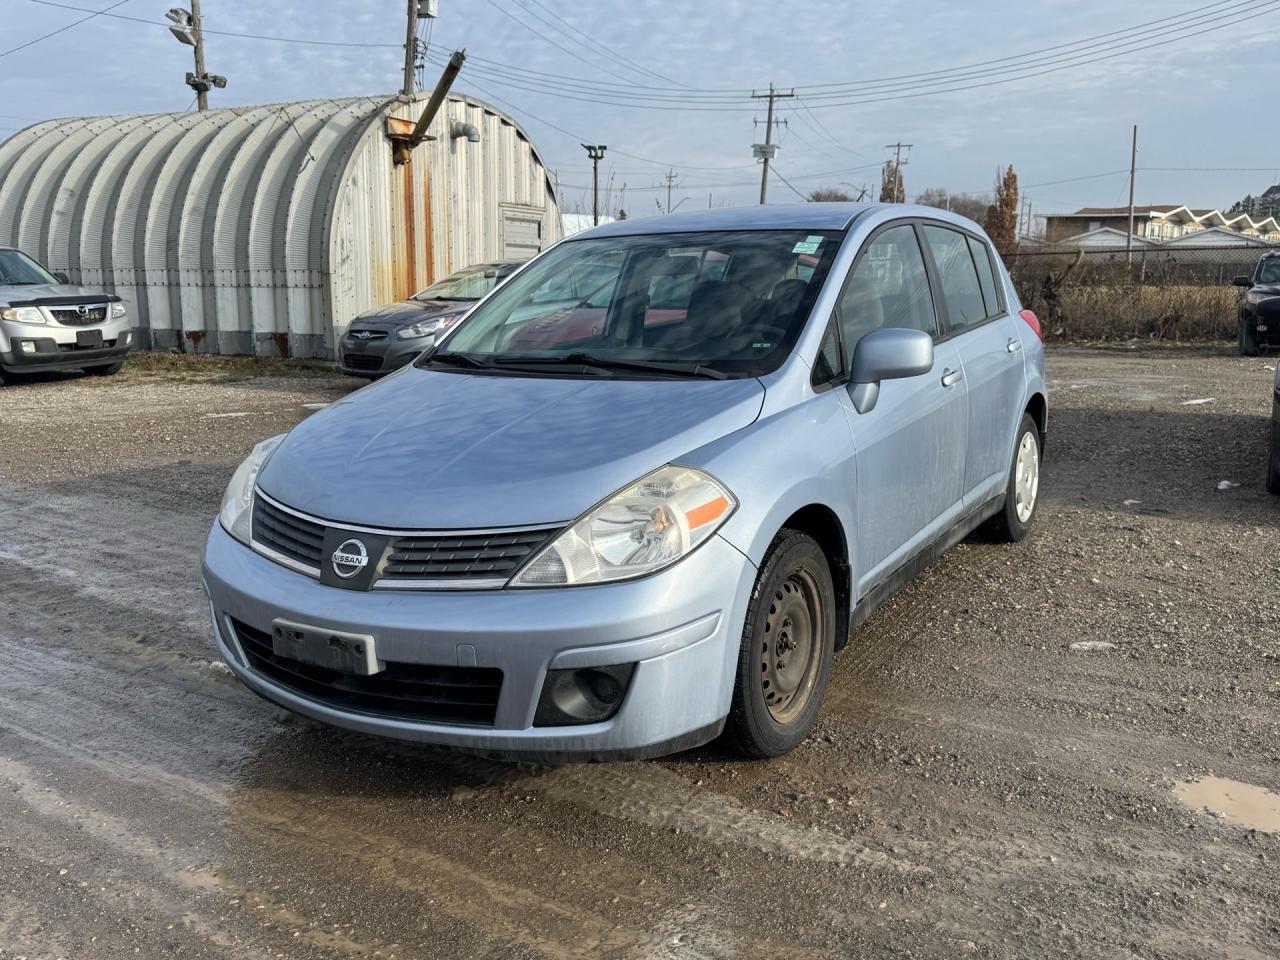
[1019,309,1043,340]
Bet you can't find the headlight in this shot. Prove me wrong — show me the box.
[109,302,127,319]
[0,306,45,324]
[510,465,736,587]
[397,314,459,340]
[1245,291,1277,305]
[218,434,286,546]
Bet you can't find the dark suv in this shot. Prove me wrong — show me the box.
[1233,251,1280,356]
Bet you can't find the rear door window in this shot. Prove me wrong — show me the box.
[967,236,1002,317]
[922,225,988,334]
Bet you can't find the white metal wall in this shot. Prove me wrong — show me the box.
[0,91,560,357]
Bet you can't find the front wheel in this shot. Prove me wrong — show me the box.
[986,413,1041,542]
[1239,319,1260,357]
[726,530,835,758]
[1268,418,1280,495]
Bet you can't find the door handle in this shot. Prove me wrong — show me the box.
[941,368,963,388]
[1006,338,1023,353]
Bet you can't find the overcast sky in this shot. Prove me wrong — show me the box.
[2,0,1277,221]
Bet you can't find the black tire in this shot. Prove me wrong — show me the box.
[86,362,124,376]
[726,529,835,758]
[1239,319,1260,357]
[986,413,1041,543]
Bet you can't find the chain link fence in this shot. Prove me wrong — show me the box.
[1002,245,1270,341]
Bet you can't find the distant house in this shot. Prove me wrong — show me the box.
[1044,204,1280,247]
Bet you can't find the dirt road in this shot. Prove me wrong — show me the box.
[1,348,1276,959]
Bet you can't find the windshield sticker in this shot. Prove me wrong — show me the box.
[792,236,824,255]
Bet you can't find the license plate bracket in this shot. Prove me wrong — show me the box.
[271,619,384,676]
[76,329,103,349]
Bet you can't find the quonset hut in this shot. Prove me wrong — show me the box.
[0,92,561,357]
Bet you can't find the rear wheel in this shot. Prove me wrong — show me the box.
[986,413,1041,542]
[726,530,835,758]
[86,362,123,376]
[1239,318,1260,357]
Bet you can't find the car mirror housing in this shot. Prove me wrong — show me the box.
[1232,275,1253,287]
[847,327,935,415]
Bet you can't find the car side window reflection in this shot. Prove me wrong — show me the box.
[836,225,938,360]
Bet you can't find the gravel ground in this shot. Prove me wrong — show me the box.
[0,346,1276,960]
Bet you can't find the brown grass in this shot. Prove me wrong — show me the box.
[114,350,340,384]
[1015,283,1239,342]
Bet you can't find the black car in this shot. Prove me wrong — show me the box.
[1233,251,1280,356]
[339,260,524,378]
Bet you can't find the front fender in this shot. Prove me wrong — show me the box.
[677,391,858,583]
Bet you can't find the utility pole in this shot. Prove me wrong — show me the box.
[663,169,678,214]
[403,0,418,95]
[883,142,913,202]
[752,84,795,205]
[190,0,208,110]
[166,4,225,110]
[582,144,607,225]
[1126,124,1138,263]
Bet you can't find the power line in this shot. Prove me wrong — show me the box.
[769,166,812,202]
[513,0,679,86]
[427,1,1279,113]
[25,0,402,47]
[3,0,131,59]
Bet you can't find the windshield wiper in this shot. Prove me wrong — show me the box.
[420,350,495,370]
[492,352,728,380]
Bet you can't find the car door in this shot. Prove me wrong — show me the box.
[825,221,968,594]
[920,225,1026,506]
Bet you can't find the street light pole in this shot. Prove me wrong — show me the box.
[582,144,607,225]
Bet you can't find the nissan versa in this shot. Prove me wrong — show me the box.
[203,204,1048,761]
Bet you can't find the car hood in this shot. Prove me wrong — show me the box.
[349,299,471,328]
[1251,283,1280,295]
[259,368,765,528]
[0,282,113,305]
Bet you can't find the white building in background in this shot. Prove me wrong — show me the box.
[0,92,560,357]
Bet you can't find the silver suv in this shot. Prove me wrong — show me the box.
[0,247,133,384]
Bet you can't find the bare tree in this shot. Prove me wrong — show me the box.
[808,186,854,203]
[915,187,988,223]
[984,165,1019,255]
[879,160,904,203]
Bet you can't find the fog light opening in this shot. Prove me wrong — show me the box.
[19,341,35,354]
[534,663,635,727]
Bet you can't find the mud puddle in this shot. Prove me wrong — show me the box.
[1175,776,1280,833]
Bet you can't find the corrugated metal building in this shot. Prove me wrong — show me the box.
[0,92,561,357]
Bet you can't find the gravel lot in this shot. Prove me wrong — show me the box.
[0,346,1276,959]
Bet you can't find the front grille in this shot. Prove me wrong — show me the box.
[346,329,388,341]
[252,496,325,571]
[343,353,383,372]
[50,306,107,326]
[384,528,558,582]
[232,619,503,725]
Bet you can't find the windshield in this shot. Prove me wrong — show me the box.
[0,249,57,285]
[1257,259,1280,284]
[421,229,841,378]
[412,264,511,301]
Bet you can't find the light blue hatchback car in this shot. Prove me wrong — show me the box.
[203,203,1047,761]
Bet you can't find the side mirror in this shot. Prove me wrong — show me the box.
[52,271,70,284]
[1231,275,1253,287]
[846,327,934,414]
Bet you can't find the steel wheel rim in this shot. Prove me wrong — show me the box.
[1014,431,1040,523]
[760,569,824,724]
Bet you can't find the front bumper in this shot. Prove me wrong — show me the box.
[202,521,756,760]
[1245,301,1280,344]
[337,336,433,377]
[0,316,133,373]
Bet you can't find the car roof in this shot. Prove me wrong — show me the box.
[572,203,881,240]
